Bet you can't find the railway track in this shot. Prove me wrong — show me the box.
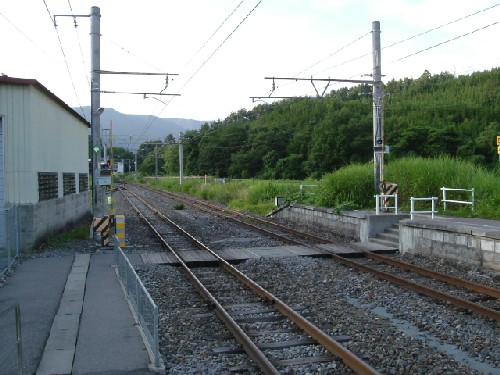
[119,185,380,374]
[127,183,500,322]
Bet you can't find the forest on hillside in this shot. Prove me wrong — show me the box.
[135,68,500,178]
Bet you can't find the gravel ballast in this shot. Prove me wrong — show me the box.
[4,186,498,374]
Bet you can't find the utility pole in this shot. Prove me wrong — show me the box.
[179,133,184,185]
[253,21,386,196]
[90,6,103,217]
[372,21,384,194]
[154,145,158,180]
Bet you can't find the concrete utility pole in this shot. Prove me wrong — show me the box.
[154,145,158,180]
[372,21,384,194]
[179,133,184,185]
[90,6,103,217]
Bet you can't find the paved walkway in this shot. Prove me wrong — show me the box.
[0,252,157,375]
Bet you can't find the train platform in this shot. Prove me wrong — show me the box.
[0,251,157,375]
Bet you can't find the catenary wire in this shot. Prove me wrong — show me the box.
[42,0,87,120]
[139,0,263,140]
[67,0,90,88]
[183,0,246,69]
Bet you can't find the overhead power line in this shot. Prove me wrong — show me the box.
[389,21,499,65]
[140,0,263,140]
[384,3,499,52]
[183,0,246,68]
[66,0,90,87]
[295,31,372,78]
[42,0,87,120]
[179,0,263,94]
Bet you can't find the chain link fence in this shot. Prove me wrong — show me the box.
[113,236,161,369]
[0,205,20,277]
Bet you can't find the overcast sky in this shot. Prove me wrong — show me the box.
[2,1,499,129]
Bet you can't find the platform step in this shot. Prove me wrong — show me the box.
[367,237,399,251]
[377,231,399,242]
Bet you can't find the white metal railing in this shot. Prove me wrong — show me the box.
[375,194,398,215]
[114,237,161,369]
[441,187,475,211]
[410,197,438,220]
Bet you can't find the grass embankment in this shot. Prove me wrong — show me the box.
[144,177,315,215]
[137,156,499,219]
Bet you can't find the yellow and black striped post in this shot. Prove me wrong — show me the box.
[115,215,126,248]
[93,216,110,246]
[382,182,399,209]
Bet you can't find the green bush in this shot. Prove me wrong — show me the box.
[317,163,373,209]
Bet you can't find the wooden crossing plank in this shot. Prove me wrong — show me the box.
[349,241,398,253]
[217,248,261,261]
[316,243,364,256]
[141,244,335,265]
[178,250,219,262]
[285,245,329,256]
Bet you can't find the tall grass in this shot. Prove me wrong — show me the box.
[142,177,315,215]
[318,156,500,218]
[133,156,500,219]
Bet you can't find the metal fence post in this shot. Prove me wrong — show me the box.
[15,304,23,375]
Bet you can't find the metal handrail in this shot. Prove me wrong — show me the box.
[113,237,161,369]
[410,197,438,220]
[441,187,475,211]
[375,193,398,214]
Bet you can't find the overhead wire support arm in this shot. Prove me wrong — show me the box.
[53,14,90,27]
[264,76,376,84]
[250,96,310,102]
[100,90,180,96]
[97,70,179,76]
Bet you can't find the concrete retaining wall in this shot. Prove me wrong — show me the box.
[271,204,407,242]
[400,218,500,271]
[18,191,90,251]
[272,204,499,271]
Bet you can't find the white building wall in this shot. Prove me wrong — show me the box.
[0,84,32,204]
[0,83,89,204]
[30,87,89,198]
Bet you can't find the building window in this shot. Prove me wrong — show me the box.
[63,173,76,195]
[38,172,58,201]
[79,173,89,192]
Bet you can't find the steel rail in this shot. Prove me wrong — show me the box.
[144,185,330,244]
[133,183,500,321]
[328,253,500,322]
[146,185,499,301]
[363,251,500,299]
[121,186,381,375]
[120,188,281,374]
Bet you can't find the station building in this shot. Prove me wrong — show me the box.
[0,76,91,256]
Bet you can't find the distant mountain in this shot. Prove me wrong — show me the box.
[77,107,207,151]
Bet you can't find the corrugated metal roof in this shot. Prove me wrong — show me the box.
[0,75,90,128]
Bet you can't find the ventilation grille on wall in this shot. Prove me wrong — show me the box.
[38,172,58,201]
[79,173,89,192]
[63,173,76,196]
